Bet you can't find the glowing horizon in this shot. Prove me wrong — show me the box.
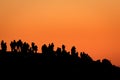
[0,0,120,66]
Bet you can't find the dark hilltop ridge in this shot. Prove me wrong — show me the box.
[0,40,120,79]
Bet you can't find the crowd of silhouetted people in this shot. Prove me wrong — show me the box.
[0,40,38,53]
[0,40,95,63]
[0,40,117,65]
[0,40,90,57]
[0,40,120,80]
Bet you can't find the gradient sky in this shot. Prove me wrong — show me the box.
[0,0,120,66]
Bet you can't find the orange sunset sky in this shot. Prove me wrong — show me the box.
[0,0,120,66]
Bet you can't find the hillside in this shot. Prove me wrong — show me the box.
[0,40,120,79]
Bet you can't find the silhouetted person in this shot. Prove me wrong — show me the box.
[48,43,54,53]
[102,59,112,67]
[71,46,78,57]
[1,40,7,53]
[61,44,69,57]
[31,42,35,53]
[31,42,38,53]
[10,40,17,52]
[21,42,30,53]
[62,45,66,53]
[56,47,62,56]
[47,43,55,56]
[16,39,23,52]
[34,45,38,53]
[80,52,93,63]
[42,44,48,55]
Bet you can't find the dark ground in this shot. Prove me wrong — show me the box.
[0,51,120,80]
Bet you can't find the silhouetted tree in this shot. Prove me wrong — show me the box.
[0,40,7,53]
